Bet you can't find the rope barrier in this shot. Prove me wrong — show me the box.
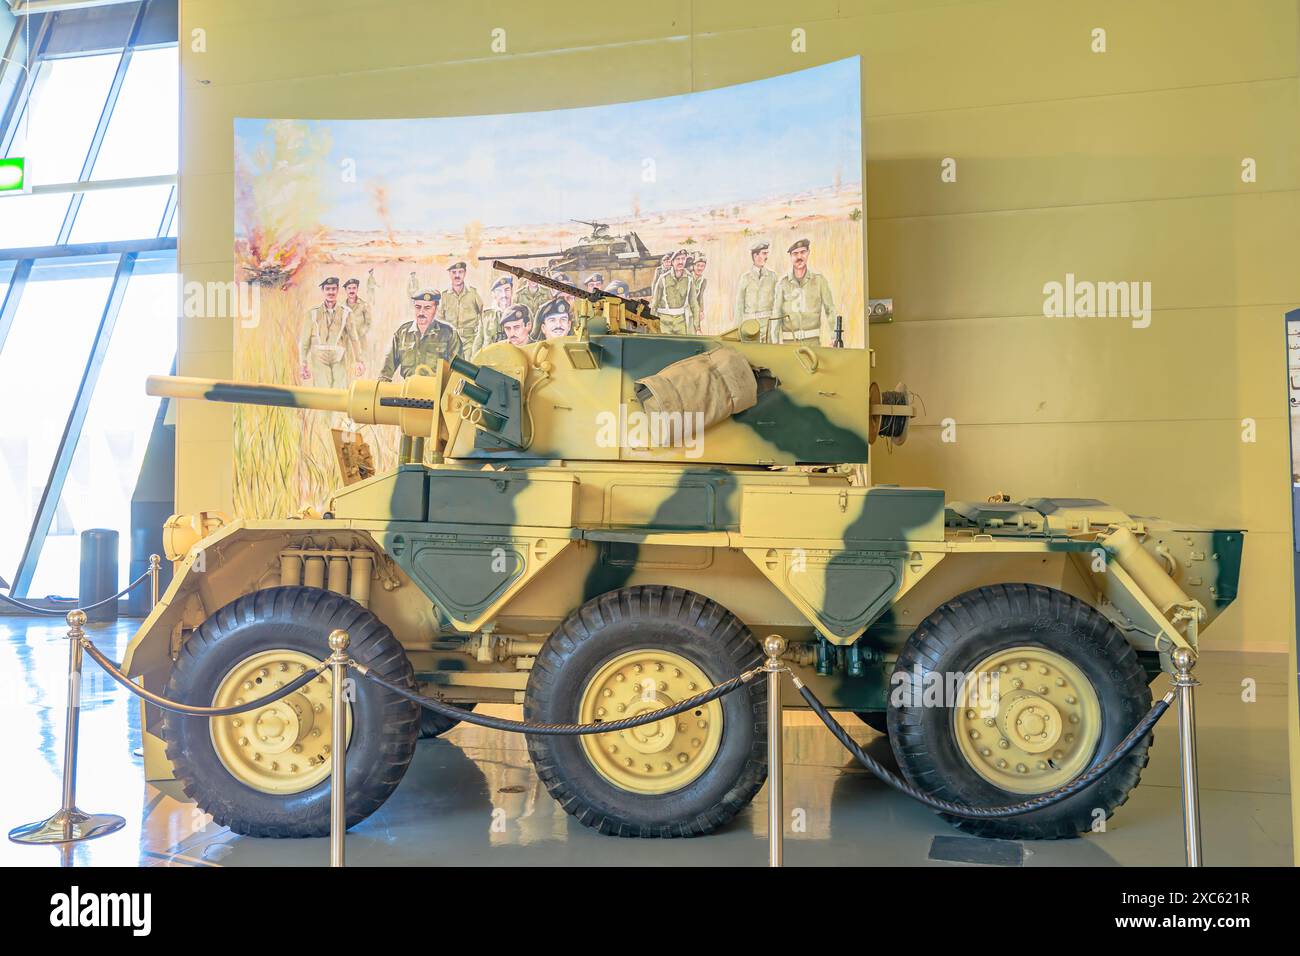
[81,640,330,716]
[0,568,152,616]
[791,673,1171,818]
[353,661,761,736]
[12,613,1202,868]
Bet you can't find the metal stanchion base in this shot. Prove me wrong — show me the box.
[8,807,126,845]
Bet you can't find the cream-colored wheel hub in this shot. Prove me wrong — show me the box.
[952,646,1101,794]
[578,649,723,795]
[210,649,351,795]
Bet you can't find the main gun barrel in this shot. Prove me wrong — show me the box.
[146,373,444,437]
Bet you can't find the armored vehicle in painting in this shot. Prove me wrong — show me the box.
[483,221,662,296]
[124,271,1241,840]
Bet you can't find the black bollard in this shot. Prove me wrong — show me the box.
[79,529,119,623]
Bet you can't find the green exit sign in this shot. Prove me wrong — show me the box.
[0,157,27,193]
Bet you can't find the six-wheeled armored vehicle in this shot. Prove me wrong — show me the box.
[123,272,1241,840]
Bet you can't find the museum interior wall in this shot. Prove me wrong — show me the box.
[176,0,1299,659]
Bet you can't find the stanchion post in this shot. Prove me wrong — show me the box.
[8,610,126,846]
[328,629,350,868]
[763,634,786,868]
[148,553,161,609]
[1171,646,1202,867]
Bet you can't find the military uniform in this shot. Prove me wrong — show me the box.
[441,286,484,348]
[516,283,548,319]
[734,265,778,341]
[651,270,694,334]
[380,319,462,381]
[689,274,707,330]
[300,302,361,388]
[342,296,372,366]
[772,270,835,343]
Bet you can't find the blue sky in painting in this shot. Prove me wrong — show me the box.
[235,57,861,234]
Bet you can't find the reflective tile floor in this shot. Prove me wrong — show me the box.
[0,615,1292,867]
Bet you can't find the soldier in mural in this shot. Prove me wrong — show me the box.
[687,253,708,331]
[407,270,419,299]
[515,272,548,320]
[772,238,835,344]
[651,248,695,334]
[380,289,463,381]
[299,277,363,386]
[536,298,574,339]
[500,304,533,346]
[734,240,778,341]
[365,267,379,306]
[473,275,515,355]
[342,278,371,373]
[584,273,604,294]
[441,260,484,348]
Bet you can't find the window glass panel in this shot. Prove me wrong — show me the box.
[0,261,14,302]
[0,258,114,593]
[68,183,172,244]
[28,264,178,596]
[6,53,120,185]
[91,46,178,180]
[0,192,72,248]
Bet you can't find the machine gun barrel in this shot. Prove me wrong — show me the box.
[489,260,658,322]
[475,251,562,261]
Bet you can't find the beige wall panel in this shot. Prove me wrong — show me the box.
[693,1,1297,115]
[182,0,691,86]
[867,79,1300,219]
[175,259,239,354]
[872,417,1289,532]
[868,191,1300,320]
[871,305,1289,428]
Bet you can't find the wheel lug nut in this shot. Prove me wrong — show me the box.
[1038,666,1048,675]
[1037,760,1048,770]
[1037,686,1048,694]
[968,730,979,739]
[1065,696,1077,705]
[596,707,606,717]
[1011,679,1022,689]
[633,664,643,673]
[677,753,688,763]
[998,739,1009,749]
[643,763,651,772]
[602,688,613,697]
[691,738,701,747]
[980,748,991,756]
[984,718,995,726]
[688,682,698,691]
[697,719,707,729]
[658,681,667,691]
[238,737,249,746]
[312,728,321,737]
[662,762,671,771]
[617,704,626,713]
[253,753,263,762]
[673,668,682,678]
[608,745,618,754]
[615,674,625,682]
[655,663,663,672]
[243,681,254,690]
[1069,714,1079,723]
[997,759,1008,768]
[1016,763,1028,773]
[271,762,280,771]
[1017,661,1028,670]
[965,709,976,720]
[233,719,242,727]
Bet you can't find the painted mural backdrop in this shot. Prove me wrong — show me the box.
[232,57,865,516]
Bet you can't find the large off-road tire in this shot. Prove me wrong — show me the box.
[525,586,766,837]
[418,703,476,739]
[888,583,1152,840]
[162,586,419,837]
